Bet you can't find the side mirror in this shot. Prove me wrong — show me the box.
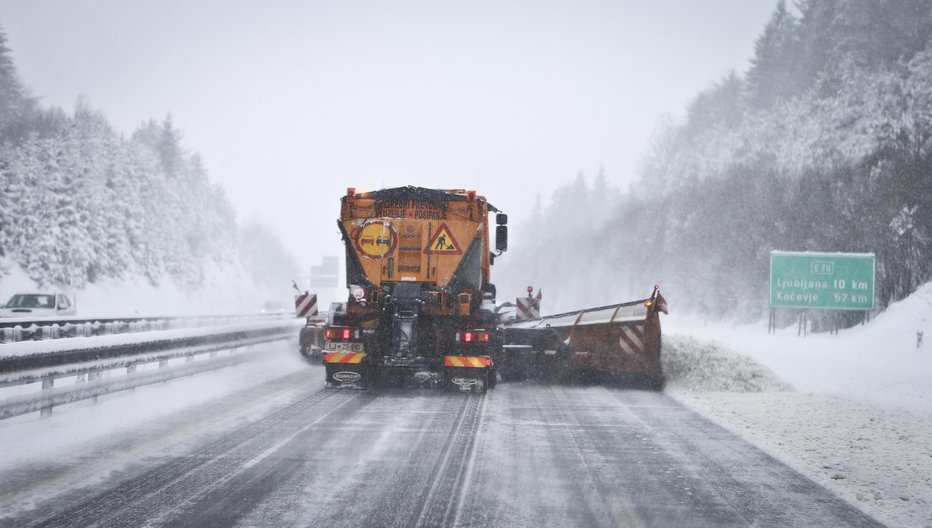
[495,225,508,252]
[496,213,508,225]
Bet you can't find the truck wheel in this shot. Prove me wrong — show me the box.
[474,369,490,393]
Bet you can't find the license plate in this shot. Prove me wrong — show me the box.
[324,341,364,352]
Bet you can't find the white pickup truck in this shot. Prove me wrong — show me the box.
[0,292,77,317]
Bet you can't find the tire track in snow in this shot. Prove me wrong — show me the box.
[22,388,357,528]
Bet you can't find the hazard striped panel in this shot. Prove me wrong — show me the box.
[323,352,367,364]
[618,325,645,355]
[443,356,491,368]
[295,293,318,318]
[515,297,540,321]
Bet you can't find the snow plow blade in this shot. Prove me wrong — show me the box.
[498,289,666,389]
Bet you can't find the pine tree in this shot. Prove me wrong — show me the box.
[683,71,745,138]
[0,33,298,295]
[795,0,841,94]
[746,0,801,109]
[0,25,36,143]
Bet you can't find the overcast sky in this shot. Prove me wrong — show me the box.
[1,0,777,272]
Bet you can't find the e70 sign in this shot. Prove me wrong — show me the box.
[770,251,875,310]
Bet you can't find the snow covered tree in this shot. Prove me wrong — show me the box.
[508,1,932,320]
[746,1,801,109]
[0,29,298,298]
[0,25,35,142]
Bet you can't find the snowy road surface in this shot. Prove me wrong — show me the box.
[0,362,882,527]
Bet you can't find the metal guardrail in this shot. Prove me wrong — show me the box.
[0,313,293,344]
[0,320,303,419]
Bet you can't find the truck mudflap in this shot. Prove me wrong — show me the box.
[324,352,369,389]
[443,355,494,392]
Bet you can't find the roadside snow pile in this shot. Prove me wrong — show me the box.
[662,334,792,393]
[670,281,932,419]
[666,282,932,528]
[674,391,932,528]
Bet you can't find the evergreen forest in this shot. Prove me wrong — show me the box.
[0,25,296,294]
[501,0,932,324]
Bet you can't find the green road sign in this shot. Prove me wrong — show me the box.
[770,251,875,310]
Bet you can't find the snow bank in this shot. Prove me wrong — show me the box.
[673,391,932,528]
[662,334,792,393]
[664,281,932,528]
[669,282,932,419]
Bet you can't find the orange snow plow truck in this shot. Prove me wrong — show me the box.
[318,186,666,392]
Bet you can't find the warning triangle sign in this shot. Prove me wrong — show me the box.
[424,223,463,254]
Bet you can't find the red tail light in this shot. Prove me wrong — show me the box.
[325,326,357,340]
[458,330,490,343]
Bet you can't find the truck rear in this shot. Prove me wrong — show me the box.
[323,186,507,392]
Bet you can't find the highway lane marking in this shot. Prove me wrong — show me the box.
[549,385,636,528]
[0,369,321,517]
[392,428,436,433]
[513,421,632,428]
[451,393,489,528]
[141,391,362,527]
[413,394,484,528]
[242,393,360,470]
[352,409,451,414]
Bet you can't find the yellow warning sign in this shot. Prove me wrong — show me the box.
[424,224,462,254]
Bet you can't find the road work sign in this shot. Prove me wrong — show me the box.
[770,251,875,310]
[424,224,462,254]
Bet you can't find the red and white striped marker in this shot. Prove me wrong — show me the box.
[515,297,540,321]
[295,292,318,318]
[618,325,644,356]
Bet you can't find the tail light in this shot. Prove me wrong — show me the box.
[457,330,491,343]
[325,326,359,340]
